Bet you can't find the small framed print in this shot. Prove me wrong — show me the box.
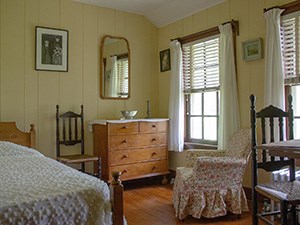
[242,38,263,61]
[35,26,68,72]
[160,49,171,72]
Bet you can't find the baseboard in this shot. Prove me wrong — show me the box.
[169,169,176,179]
[245,186,266,203]
[244,186,252,201]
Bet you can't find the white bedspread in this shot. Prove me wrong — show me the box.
[0,141,113,225]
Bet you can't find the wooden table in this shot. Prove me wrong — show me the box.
[258,139,300,159]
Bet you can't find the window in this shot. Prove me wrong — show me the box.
[182,35,220,145]
[116,53,129,98]
[117,57,129,97]
[281,9,300,139]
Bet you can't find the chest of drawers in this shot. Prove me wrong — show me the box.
[92,119,169,182]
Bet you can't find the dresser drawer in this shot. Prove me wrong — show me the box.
[108,122,139,135]
[93,119,169,182]
[110,147,167,165]
[110,160,168,180]
[138,133,167,147]
[110,133,167,149]
[140,121,168,133]
[109,134,139,149]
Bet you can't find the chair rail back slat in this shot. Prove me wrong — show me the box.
[56,105,84,154]
[250,95,295,173]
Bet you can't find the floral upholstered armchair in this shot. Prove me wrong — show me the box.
[173,129,251,220]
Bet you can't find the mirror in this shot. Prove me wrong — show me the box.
[100,35,130,99]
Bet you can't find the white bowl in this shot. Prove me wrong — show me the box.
[121,110,138,119]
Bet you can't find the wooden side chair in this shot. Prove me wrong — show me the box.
[250,94,300,225]
[56,105,101,178]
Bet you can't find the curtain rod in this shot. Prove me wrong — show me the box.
[263,1,300,16]
[263,6,279,13]
[170,37,179,42]
[170,19,239,42]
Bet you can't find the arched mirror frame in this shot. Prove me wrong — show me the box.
[100,35,131,99]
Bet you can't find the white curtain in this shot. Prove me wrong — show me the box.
[168,40,184,152]
[264,9,285,143]
[108,56,118,97]
[218,23,240,150]
[264,8,285,108]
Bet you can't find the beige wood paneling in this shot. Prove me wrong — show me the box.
[0,0,2,120]
[24,0,39,140]
[37,0,60,158]
[206,3,224,28]
[218,1,230,24]
[97,7,121,119]
[192,11,208,34]
[264,0,280,9]
[0,0,25,128]
[60,0,83,108]
[182,17,193,37]
[82,4,98,156]
[0,0,159,159]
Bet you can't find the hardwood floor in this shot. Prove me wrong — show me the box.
[123,182,255,225]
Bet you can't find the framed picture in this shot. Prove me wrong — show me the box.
[160,49,171,72]
[35,26,68,72]
[242,38,263,61]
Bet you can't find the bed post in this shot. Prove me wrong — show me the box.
[29,124,36,149]
[110,171,124,225]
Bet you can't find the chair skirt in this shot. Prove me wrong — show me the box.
[173,167,249,220]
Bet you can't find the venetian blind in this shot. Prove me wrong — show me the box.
[117,58,129,96]
[281,11,300,85]
[182,35,220,93]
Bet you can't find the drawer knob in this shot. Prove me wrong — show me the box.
[122,140,128,143]
[122,126,128,129]
[152,166,157,171]
[152,138,156,142]
[121,155,128,159]
[122,169,128,174]
[152,124,156,128]
[151,152,157,157]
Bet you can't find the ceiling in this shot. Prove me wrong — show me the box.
[72,0,225,28]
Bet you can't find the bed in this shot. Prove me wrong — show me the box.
[0,122,124,225]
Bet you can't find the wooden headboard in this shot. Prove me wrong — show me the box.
[0,122,36,148]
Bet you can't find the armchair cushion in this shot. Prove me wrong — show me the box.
[193,157,247,188]
[185,129,251,167]
[186,149,226,167]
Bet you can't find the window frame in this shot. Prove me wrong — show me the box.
[278,0,300,164]
[181,28,220,147]
[176,21,238,148]
[185,91,220,145]
[280,1,300,128]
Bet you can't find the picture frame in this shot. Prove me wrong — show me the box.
[160,49,171,72]
[242,38,263,61]
[35,26,68,72]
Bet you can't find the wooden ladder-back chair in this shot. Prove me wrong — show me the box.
[250,94,300,225]
[56,105,101,178]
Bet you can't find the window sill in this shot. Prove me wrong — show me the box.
[184,142,217,150]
